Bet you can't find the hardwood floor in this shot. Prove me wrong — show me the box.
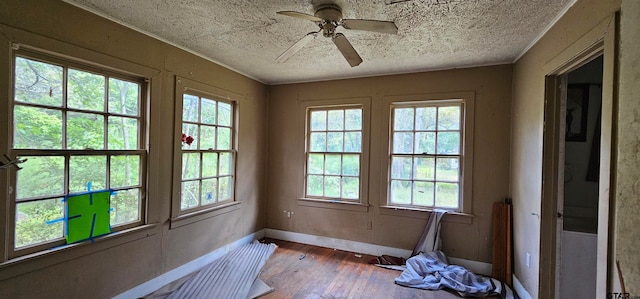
[258,238,492,299]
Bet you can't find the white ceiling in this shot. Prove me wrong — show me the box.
[63,0,573,85]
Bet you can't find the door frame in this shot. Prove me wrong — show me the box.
[539,13,618,298]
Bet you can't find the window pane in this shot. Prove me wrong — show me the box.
[438,106,460,130]
[415,132,435,154]
[217,127,231,150]
[393,132,413,154]
[416,107,436,130]
[67,69,105,112]
[394,108,414,131]
[344,132,361,153]
[17,156,64,199]
[111,155,140,188]
[391,156,412,179]
[218,102,232,126]
[436,132,460,154]
[414,157,435,180]
[342,154,359,176]
[307,175,323,196]
[108,78,139,116]
[308,154,324,174]
[13,105,62,149]
[435,182,459,208]
[327,110,344,130]
[182,123,199,149]
[200,125,216,150]
[310,132,326,152]
[201,98,216,125]
[344,109,362,130]
[413,181,434,206]
[202,178,217,205]
[182,153,200,180]
[67,112,105,150]
[219,152,232,176]
[15,57,63,107]
[327,132,344,152]
[202,153,218,177]
[15,198,64,248]
[110,188,140,225]
[183,94,199,122]
[390,180,411,204]
[108,116,138,150]
[69,156,107,192]
[436,158,459,182]
[181,181,200,210]
[218,176,232,201]
[310,110,326,131]
[325,154,341,175]
[324,176,340,197]
[342,177,359,199]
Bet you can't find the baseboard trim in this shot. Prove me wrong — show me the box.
[264,228,492,276]
[112,229,266,299]
[512,274,533,299]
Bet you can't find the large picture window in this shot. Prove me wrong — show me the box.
[11,52,146,254]
[179,91,235,212]
[305,106,363,201]
[389,101,465,210]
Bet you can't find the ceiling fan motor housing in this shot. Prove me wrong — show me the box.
[315,4,342,37]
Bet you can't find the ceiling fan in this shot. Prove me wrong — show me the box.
[276,3,398,67]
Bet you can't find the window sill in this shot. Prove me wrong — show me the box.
[170,201,242,229]
[0,223,160,281]
[298,198,369,212]
[379,206,474,224]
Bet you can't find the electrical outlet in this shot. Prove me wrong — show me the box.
[526,252,531,268]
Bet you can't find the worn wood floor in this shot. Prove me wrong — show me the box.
[258,238,491,299]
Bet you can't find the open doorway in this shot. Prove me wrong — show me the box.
[539,36,616,297]
[539,15,617,299]
[558,56,603,299]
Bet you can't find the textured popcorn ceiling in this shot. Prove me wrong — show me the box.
[63,0,572,84]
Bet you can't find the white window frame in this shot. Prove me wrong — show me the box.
[7,48,148,258]
[299,98,370,212]
[382,93,474,214]
[171,77,240,222]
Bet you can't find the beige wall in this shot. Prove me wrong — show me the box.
[615,0,640,294]
[511,0,620,297]
[0,1,267,298]
[266,65,513,263]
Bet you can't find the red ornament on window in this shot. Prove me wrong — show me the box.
[181,133,194,145]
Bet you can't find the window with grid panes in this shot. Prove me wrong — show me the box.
[11,52,146,254]
[180,92,235,212]
[389,101,463,210]
[305,107,362,201]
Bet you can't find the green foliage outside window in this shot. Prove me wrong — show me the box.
[180,93,235,211]
[390,104,462,209]
[306,108,362,200]
[12,56,144,249]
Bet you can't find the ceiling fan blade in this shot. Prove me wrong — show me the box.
[332,33,362,67]
[342,19,398,34]
[276,31,318,63]
[277,11,323,22]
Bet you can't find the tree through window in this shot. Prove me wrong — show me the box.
[305,107,363,201]
[179,92,235,212]
[11,53,146,253]
[389,101,463,210]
